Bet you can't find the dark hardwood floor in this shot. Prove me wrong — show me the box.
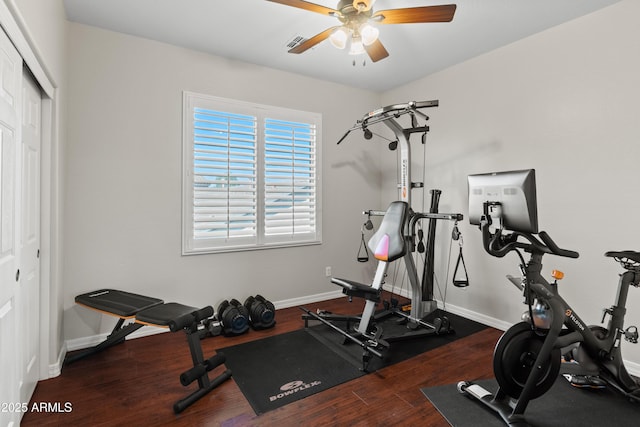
[22,295,501,426]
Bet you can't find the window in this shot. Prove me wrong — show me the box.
[182,92,322,254]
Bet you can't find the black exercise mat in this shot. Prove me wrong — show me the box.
[219,329,365,415]
[306,309,487,372]
[422,376,640,426]
[220,310,486,415]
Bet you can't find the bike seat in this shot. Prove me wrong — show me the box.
[605,251,640,268]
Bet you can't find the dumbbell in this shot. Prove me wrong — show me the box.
[210,299,249,336]
[244,295,276,330]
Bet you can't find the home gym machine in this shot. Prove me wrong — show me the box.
[303,101,465,371]
[458,169,640,426]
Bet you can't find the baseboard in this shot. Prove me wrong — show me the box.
[44,341,66,379]
[437,301,513,331]
[273,289,344,309]
[380,284,512,331]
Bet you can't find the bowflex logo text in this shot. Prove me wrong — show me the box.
[269,380,322,402]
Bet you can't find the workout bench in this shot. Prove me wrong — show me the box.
[65,289,232,413]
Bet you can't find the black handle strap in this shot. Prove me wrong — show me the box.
[357,229,369,262]
[452,225,469,288]
[453,246,469,288]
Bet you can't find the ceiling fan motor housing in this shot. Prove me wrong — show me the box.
[351,0,375,12]
[337,0,374,25]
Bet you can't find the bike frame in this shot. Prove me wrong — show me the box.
[515,251,638,412]
[480,206,639,412]
[459,200,639,426]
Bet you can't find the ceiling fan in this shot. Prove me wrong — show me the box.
[267,0,457,62]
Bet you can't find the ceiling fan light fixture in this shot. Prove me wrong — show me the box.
[359,23,379,46]
[329,27,348,49]
[348,35,365,55]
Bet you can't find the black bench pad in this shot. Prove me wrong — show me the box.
[135,302,199,326]
[331,277,380,299]
[75,289,163,317]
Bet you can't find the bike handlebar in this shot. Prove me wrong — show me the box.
[538,231,580,258]
[481,220,579,260]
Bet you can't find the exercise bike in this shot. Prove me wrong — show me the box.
[458,169,640,426]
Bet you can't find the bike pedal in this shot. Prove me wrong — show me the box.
[562,374,607,389]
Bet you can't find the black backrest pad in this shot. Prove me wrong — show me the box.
[368,201,408,262]
[75,289,163,317]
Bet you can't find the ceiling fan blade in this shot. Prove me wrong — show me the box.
[364,39,389,62]
[288,27,338,54]
[266,0,340,17]
[372,4,457,24]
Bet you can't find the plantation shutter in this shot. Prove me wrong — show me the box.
[183,92,321,254]
[264,118,317,238]
[192,108,257,241]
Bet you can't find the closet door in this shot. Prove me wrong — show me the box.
[19,69,41,404]
[0,25,24,427]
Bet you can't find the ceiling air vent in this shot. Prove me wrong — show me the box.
[286,35,306,49]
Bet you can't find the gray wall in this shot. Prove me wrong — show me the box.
[62,1,640,373]
[63,23,383,343]
[383,0,640,370]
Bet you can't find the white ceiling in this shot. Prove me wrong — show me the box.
[63,0,621,92]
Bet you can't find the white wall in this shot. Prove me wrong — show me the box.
[10,0,66,80]
[63,23,383,342]
[383,0,640,367]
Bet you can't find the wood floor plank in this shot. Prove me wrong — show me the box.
[22,294,500,426]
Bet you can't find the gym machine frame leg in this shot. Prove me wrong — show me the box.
[301,306,384,372]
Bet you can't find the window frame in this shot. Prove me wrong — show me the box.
[182,92,322,255]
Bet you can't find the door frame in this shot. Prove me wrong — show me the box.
[0,1,59,378]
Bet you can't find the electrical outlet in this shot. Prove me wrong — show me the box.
[325,266,332,277]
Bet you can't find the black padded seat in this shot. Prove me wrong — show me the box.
[331,277,380,301]
[75,289,163,317]
[135,302,199,327]
[605,251,640,264]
